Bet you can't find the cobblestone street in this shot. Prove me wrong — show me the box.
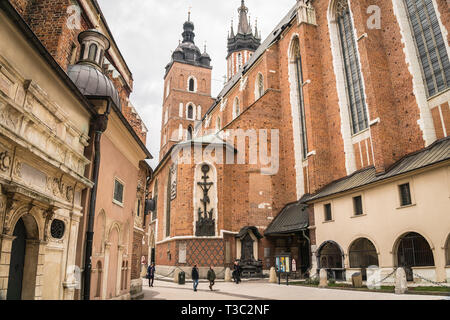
[142,280,449,301]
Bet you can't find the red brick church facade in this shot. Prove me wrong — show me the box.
[149,0,449,281]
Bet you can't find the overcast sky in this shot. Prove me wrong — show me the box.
[97,0,295,168]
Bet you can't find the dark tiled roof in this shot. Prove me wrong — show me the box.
[264,202,309,236]
[236,226,263,239]
[305,137,450,202]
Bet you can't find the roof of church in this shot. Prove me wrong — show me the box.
[303,137,450,202]
[204,2,298,119]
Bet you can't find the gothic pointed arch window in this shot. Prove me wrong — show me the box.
[187,104,194,120]
[403,0,450,97]
[335,0,368,134]
[238,53,243,69]
[233,97,240,119]
[187,125,193,140]
[290,36,308,159]
[255,73,264,100]
[188,76,196,92]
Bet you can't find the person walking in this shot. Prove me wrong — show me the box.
[207,266,216,291]
[147,262,155,287]
[192,264,199,292]
[233,261,241,284]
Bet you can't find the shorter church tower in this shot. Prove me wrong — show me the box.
[227,0,261,80]
[160,12,214,160]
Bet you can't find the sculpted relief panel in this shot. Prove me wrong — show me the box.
[0,58,90,177]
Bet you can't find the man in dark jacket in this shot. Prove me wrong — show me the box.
[207,266,216,291]
[233,261,241,284]
[192,265,199,292]
[147,263,155,287]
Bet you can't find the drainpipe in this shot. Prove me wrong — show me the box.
[83,102,111,300]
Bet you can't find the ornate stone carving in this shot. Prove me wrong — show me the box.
[43,206,56,241]
[195,164,215,237]
[0,103,20,131]
[0,151,11,172]
[13,159,22,178]
[66,186,74,203]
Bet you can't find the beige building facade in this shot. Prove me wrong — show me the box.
[0,4,93,300]
[307,141,450,284]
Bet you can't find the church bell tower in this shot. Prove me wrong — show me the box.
[159,11,214,160]
[227,0,261,81]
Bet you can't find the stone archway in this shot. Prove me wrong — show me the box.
[395,232,435,281]
[7,215,40,300]
[317,241,345,280]
[348,238,379,280]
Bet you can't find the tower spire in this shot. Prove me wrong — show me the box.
[237,0,251,34]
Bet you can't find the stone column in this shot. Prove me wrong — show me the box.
[0,234,15,300]
[116,245,125,297]
[62,211,82,300]
[102,242,111,300]
[310,244,318,277]
[21,239,46,300]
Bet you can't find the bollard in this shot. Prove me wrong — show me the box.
[395,268,407,294]
[269,267,277,283]
[319,269,328,288]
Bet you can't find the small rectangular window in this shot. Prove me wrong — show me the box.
[324,204,332,221]
[399,183,412,206]
[353,196,363,216]
[137,199,141,217]
[113,179,124,205]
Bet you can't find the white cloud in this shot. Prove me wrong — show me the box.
[97,0,294,168]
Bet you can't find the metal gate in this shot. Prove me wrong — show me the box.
[397,233,435,282]
[349,238,379,280]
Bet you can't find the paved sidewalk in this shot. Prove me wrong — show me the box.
[143,280,449,301]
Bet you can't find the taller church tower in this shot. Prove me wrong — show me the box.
[227,0,261,81]
[160,12,214,160]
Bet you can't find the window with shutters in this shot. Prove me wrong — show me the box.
[336,0,368,134]
[113,179,125,206]
[404,0,450,97]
